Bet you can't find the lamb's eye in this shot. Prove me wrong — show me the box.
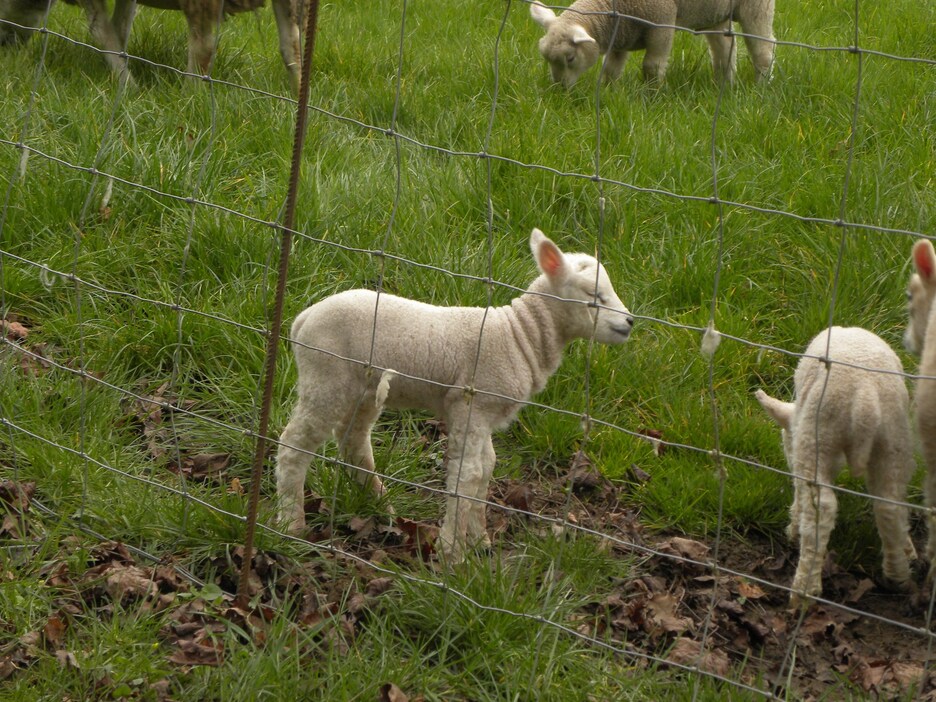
[907,290,913,302]
[566,54,576,66]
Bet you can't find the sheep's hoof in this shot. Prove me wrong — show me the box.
[787,590,818,611]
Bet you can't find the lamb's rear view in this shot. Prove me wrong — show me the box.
[755,327,916,606]
[275,228,635,562]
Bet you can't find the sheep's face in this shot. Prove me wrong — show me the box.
[529,2,600,88]
[906,239,936,355]
[538,27,601,88]
[0,0,45,45]
[530,229,634,345]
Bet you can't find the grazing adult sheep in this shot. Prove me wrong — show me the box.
[276,228,635,561]
[0,0,303,91]
[905,239,936,582]
[529,0,775,87]
[755,326,916,606]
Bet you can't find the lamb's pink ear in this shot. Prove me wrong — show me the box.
[754,389,794,431]
[530,228,567,280]
[913,239,936,285]
[529,1,557,29]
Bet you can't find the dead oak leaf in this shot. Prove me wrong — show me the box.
[666,637,730,677]
[646,592,693,635]
[1,318,29,341]
[379,682,410,702]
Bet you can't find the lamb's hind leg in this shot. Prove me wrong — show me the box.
[866,452,916,591]
[79,0,133,84]
[182,0,221,78]
[276,402,331,534]
[270,0,302,93]
[704,19,737,85]
[338,392,389,504]
[738,0,775,80]
[791,481,837,606]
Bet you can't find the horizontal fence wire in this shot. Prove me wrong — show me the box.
[1,0,935,697]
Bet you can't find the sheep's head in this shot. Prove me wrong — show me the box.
[529,228,633,345]
[530,2,600,88]
[754,389,795,467]
[905,239,936,355]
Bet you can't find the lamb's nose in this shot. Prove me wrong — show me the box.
[626,316,635,326]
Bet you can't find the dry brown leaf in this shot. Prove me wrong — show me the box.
[659,537,710,564]
[366,577,395,598]
[503,483,535,512]
[646,592,693,635]
[168,638,223,667]
[666,637,730,677]
[54,650,79,669]
[378,682,409,702]
[845,578,875,603]
[43,616,67,647]
[396,518,438,559]
[104,564,158,603]
[736,580,766,600]
[1,319,29,341]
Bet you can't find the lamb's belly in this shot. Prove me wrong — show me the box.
[676,1,734,30]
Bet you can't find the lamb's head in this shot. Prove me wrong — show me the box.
[530,2,600,88]
[905,239,936,355]
[754,389,795,466]
[529,228,633,344]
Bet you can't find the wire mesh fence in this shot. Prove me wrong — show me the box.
[1,0,935,697]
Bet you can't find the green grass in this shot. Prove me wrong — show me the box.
[1,0,935,698]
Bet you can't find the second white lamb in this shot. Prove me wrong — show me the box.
[755,326,916,606]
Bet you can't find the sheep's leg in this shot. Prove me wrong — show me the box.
[705,20,737,85]
[438,408,487,563]
[641,26,675,82]
[183,0,221,78]
[791,482,836,606]
[79,0,133,84]
[338,401,389,504]
[275,403,330,534]
[866,454,916,590]
[465,435,495,549]
[917,386,936,584]
[785,473,803,542]
[925,453,936,584]
[110,0,136,50]
[601,49,628,83]
[737,1,775,81]
[271,0,302,93]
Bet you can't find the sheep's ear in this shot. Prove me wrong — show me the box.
[531,228,567,280]
[913,239,936,286]
[570,24,597,45]
[754,389,794,430]
[529,1,557,29]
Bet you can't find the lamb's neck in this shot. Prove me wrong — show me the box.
[500,278,571,385]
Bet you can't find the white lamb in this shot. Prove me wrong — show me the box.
[755,326,916,606]
[276,228,635,561]
[0,0,303,91]
[905,239,936,583]
[529,0,775,87]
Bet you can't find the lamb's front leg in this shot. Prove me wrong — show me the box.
[275,402,330,534]
[465,435,495,549]
[438,417,487,564]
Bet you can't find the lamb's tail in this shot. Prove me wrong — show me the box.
[375,369,396,409]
